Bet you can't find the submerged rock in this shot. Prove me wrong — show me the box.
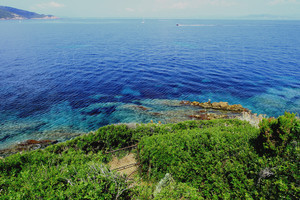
[122,104,152,111]
[149,112,163,116]
[136,105,151,111]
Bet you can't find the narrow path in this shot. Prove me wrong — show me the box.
[109,153,138,177]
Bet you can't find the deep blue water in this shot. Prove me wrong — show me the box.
[0,19,300,148]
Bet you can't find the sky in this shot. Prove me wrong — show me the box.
[0,0,300,19]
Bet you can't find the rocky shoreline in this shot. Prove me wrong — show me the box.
[180,100,250,113]
[0,139,57,158]
[0,100,264,158]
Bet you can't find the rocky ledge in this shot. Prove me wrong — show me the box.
[0,139,57,157]
[180,100,250,113]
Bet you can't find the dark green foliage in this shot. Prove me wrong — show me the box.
[50,124,138,153]
[256,112,300,156]
[0,9,13,19]
[0,149,130,199]
[154,182,203,200]
[1,115,299,199]
[131,176,203,199]
[138,117,299,199]
[139,120,260,199]
[48,120,234,154]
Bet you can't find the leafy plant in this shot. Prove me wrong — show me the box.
[256,112,300,156]
[1,116,299,199]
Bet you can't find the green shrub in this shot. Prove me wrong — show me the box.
[138,119,260,199]
[154,182,202,200]
[1,117,299,199]
[44,120,240,154]
[256,112,300,156]
[138,118,299,199]
[0,150,131,199]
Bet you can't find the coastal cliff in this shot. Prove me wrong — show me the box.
[0,6,58,20]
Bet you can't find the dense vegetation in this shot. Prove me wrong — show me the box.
[0,8,13,19]
[0,113,299,199]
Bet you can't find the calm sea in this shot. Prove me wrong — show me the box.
[0,19,299,148]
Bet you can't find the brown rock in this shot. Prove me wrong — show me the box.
[191,101,199,106]
[16,140,57,152]
[18,139,57,146]
[188,113,229,120]
[211,102,219,108]
[150,112,163,116]
[136,105,150,111]
[229,104,247,112]
[200,102,211,108]
[184,100,249,113]
[188,114,211,120]
[125,104,151,111]
[219,102,229,108]
[211,102,229,109]
[180,100,191,105]
[0,139,58,157]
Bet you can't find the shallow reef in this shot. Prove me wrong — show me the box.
[0,99,265,157]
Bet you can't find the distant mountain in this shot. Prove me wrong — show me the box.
[0,6,58,20]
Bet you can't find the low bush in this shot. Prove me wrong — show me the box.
[138,117,299,199]
[138,120,260,199]
[0,149,130,199]
[154,182,202,200]
[256,112,300,156]
[45,120,239,154]
[1,115,298,199]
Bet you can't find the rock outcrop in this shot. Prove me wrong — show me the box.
[0,139,57,157]
[188,113,229,120]
[180,100,249,113]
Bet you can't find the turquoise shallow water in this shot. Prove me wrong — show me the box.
[0,19,299,148]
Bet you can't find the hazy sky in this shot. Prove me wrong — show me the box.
[1,0,300,19]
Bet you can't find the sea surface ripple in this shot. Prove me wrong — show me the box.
[0,19,299,148]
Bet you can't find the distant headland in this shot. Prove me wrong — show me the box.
[0,6,58,20]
